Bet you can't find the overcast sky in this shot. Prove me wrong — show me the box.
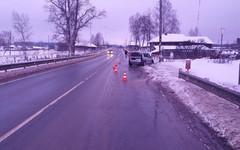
[0,0,239,45]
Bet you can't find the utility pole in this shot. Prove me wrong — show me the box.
[10,30,12,46]
[90,22,92,40]
[159,0,163,62]
[69,12,72,56]
[221,28,225,50]
[48,35,49,50]
[9,30,12,55]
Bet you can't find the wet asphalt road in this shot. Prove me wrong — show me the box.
[0,49,229,150]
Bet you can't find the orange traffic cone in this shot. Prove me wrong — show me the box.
[122,71,128,81]
[119,60,121,64]
[113,64,116,69]
[114,67,118,74]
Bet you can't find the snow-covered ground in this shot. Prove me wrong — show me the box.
[0,52,104,82]
[143,60,240,149]
[162,59,240,92]
[0,49,97,65]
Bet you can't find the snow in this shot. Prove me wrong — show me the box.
[0,52,104,82]
[143,60,240,149]
[187,36,213,44]
[0,49,94,65]
[150,34,187,43]
[161,59,240,92]
[149,33,213,44]
[75,42,97,48]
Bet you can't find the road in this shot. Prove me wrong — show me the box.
[0,49,230,150]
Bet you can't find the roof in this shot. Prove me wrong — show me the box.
[75,42,97,48]
[150,34,213,45]
[150,34,187,43]
[187,36,213,44]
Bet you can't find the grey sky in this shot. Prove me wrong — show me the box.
[0,0,239,45]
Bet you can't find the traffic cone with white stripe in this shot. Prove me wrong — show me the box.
[122,71,128,81]
[113,63,116,69]
[114,66,118,74]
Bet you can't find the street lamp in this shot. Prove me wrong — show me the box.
[159,0,163,62]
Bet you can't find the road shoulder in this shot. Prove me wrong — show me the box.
[143,63,240,150]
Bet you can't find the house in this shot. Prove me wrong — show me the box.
[75,42,97,51]
[149,34,214,59]
[149,33,213,48]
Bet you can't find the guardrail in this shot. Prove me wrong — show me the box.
[178,69,240,107]
[0,54,92,72]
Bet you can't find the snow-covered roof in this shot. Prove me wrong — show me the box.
[150,34,213,44]
[32,46,43,50]
[187,36,213,44]
[150,34,187,43]
[75,42,97,48]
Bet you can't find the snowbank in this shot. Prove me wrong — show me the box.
[0,53,104,83]
[143,61,240,149]
[162,59,240,92]
[0,49,94,65]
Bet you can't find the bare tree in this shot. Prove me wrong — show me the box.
[139,13,155,47]
[129,13,142,47]
[154,0,180,34]
[92,33,104,47]
[90,34,95,44]
[189,27,200,36]
[0,31,15,55]
[129,12,155,47]
[0,31,13,46]
[12,12,32,42]
[145,11,155,46]
[45,0,105,55]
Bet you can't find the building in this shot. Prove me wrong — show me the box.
[149,33,214,59]
[149,33,213,48]
[75,42,97,51]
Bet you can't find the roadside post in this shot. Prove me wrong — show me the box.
[239,64,240,85]
[186,59,191,73]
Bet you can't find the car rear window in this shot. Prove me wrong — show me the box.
[131,53,141,56]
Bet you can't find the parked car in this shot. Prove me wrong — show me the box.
[141,52,154,65]
[129,52,144,66]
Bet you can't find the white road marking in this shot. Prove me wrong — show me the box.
[0,52,119,143]
[0,80,84,143]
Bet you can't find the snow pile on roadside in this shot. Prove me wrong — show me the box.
[0,53,103,83]
[163,59,240,92]
[143,62,240,149]
[0,49,92,65]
